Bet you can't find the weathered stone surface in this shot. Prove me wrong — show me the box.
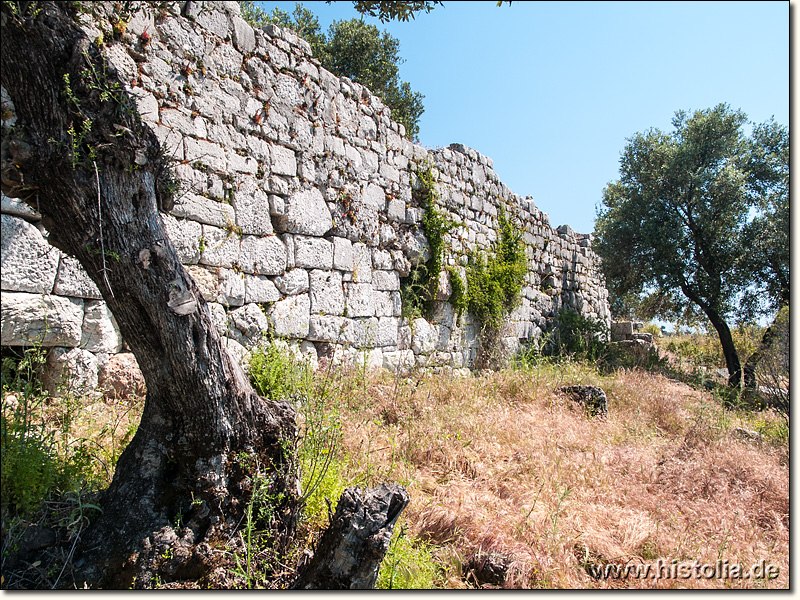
[230,15,255,53]
[1,292,84,347]
[239,235,287,275]
[269,293,310,338]
[233,178,273,236]
[270,144,297,176]
[294,236,333,270]
[274,268,309,295]
[98,353,146,401]
[352,243,372,283]
[218,268,246,307]
[228,303,269,347]
[1,214,60,294]
[560,385,608,419]
[162,214,203,265]
[309,269,345,316]
[345,283,374,318]
[372,270,400,291]
[81,300,123,354]
[52,256,102,299]
[411,318,436,355]
[244,274,281,303]
[281,188,332,236]
[171,191,235,228]
[382,349,414,373]
[42,347,98,397]
[332,236,353,271]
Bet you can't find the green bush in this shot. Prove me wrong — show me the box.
[377,524,439,589]
[1,348,95,516]
[544,309,610,362]
[248,341,314,402]
[465,208,527,331]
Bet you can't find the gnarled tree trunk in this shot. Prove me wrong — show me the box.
[1,2,297,588]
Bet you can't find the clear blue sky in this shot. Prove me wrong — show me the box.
[253,1,789,236]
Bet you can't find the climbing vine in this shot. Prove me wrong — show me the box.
[464,207,528,331]
[399,162,455,320]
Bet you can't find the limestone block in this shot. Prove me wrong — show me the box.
[269,293,310,338]
[374,291,394,317]
[379,225,397,247]
[200,226,241,269]
[352,243,372,283]
[228,303,269,347]
[310,269,345,316]
[372,248,393,270]
[218,268,246,307]
[230,15,255,53]
[411,318,436,355]
[233,178,273,236]
[333,237,354,271]
[239,235,287,275]
[162,214,202,264]
[189,3,230,38]
[207,302,228,336]
[53,256,102,300]
[42,347,98,397]
[401,229,431,266]
[275,268,309,296]
[360,183,386,210]
[184,138,227,172]
[244,274,281,303]
[373,270,400,291]
[382,349,414,373]
[270,144,297,176]
[186,265,219,302]
[81,300,123,353]
[373,317,399,347]
[387,198,405,222]
[392,251,411,278]
[98,352,146,401]
[354,348,383,370]
[1,292,83,347]
[282,188,333,236]
[171,192,235,228]
[308,315,347,343]
[345,283,375,318]
[1,214,60,294]
[295,236,333,270]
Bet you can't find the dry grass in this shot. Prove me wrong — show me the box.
[320,362,788,589]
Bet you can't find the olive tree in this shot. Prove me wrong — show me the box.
[594,104,788,389]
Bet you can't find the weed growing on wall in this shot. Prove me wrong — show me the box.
[465,207,528,330]
[400,162,455,320]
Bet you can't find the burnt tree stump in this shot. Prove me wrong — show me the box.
[291,483,410,589]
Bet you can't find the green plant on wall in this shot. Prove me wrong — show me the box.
[400,162,455,320]
[465,207,528,330]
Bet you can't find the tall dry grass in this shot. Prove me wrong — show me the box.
[321,362,788,588]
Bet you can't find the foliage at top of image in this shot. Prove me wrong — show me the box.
[240,1,425,139]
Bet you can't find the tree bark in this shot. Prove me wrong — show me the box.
[680,284,741,388]
[291,484,410,589]
[1,2,297,588]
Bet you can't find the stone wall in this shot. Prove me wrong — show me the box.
[0,1,608,385]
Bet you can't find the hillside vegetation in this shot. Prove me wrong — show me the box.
[1,333,788,588]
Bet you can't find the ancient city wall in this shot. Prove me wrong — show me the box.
[0,1,609,390]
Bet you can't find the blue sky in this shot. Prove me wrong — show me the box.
[253,1,789,236]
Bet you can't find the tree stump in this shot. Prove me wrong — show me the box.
[291,483,410,589]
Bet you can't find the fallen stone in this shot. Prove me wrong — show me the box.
[98,353,146,401]
[560,385,608,419]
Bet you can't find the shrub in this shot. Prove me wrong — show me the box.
[543,309,609,362]
[465,208,527,331]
